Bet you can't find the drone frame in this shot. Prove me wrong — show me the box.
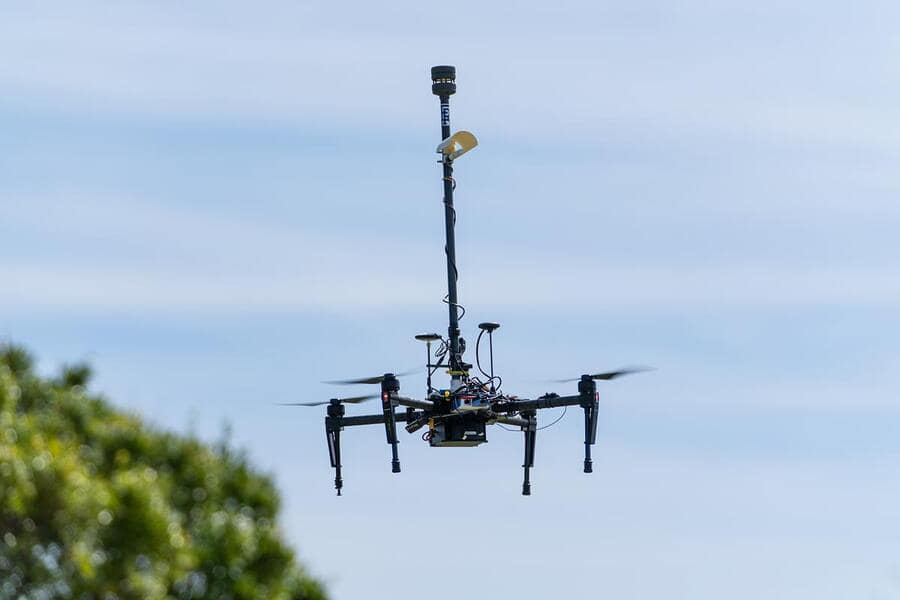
[306,66,637,496]
[323,373,600,496]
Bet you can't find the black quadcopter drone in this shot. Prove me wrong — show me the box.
[283,66,649,496]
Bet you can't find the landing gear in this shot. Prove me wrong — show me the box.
[521,409,536,496]
[325,401,345,495]
[579,375,598,473]
[381,374,401,473]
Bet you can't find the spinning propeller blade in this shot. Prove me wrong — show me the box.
[276,394,378,407]
[552,366,653,383]
[324,369,418,385]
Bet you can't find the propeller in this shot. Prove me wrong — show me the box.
[276,395,378,407]
[324,369,418,385]
[551,366,653,384]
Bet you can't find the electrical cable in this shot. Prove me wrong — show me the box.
[441,180,462,322]
[496,406,567,432]
[442,295,465,321]
[429,339,448,378]
[444,247,458,281]
[475,328,489,379]
[536,406,567,430]
[474,329,502,393]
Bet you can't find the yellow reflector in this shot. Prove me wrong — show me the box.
[436,130,478,161]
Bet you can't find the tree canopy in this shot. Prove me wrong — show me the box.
[0,344,326,600]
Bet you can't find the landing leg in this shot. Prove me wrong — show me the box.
[582,402,597,473]
[325,402,346,496]
[326,425,343,495]
[381,374,401,473]
[521,410,536,495]
[579,375,598,473]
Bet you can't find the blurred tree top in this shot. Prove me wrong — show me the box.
[0,345,327,600]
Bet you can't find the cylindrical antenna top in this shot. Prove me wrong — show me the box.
[431,65,456,96]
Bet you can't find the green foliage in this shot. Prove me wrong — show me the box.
[0,345,326,600]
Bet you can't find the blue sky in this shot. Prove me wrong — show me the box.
[2,1,899,598]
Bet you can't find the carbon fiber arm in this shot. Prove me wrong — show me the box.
[490,393,585,413]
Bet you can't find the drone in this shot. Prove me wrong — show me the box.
[282,66,649,495]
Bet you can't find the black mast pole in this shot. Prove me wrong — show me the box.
[432,65,464,388]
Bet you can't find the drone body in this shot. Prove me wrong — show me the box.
[287,66,647,495]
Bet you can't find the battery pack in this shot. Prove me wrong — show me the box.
[429,415,487,447]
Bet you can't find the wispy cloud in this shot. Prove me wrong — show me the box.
[3,1,899,151]
[3,192,899,314]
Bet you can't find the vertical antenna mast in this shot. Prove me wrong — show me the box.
[432,65,464,388]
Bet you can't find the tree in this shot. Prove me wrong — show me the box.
[0,344,327,600]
